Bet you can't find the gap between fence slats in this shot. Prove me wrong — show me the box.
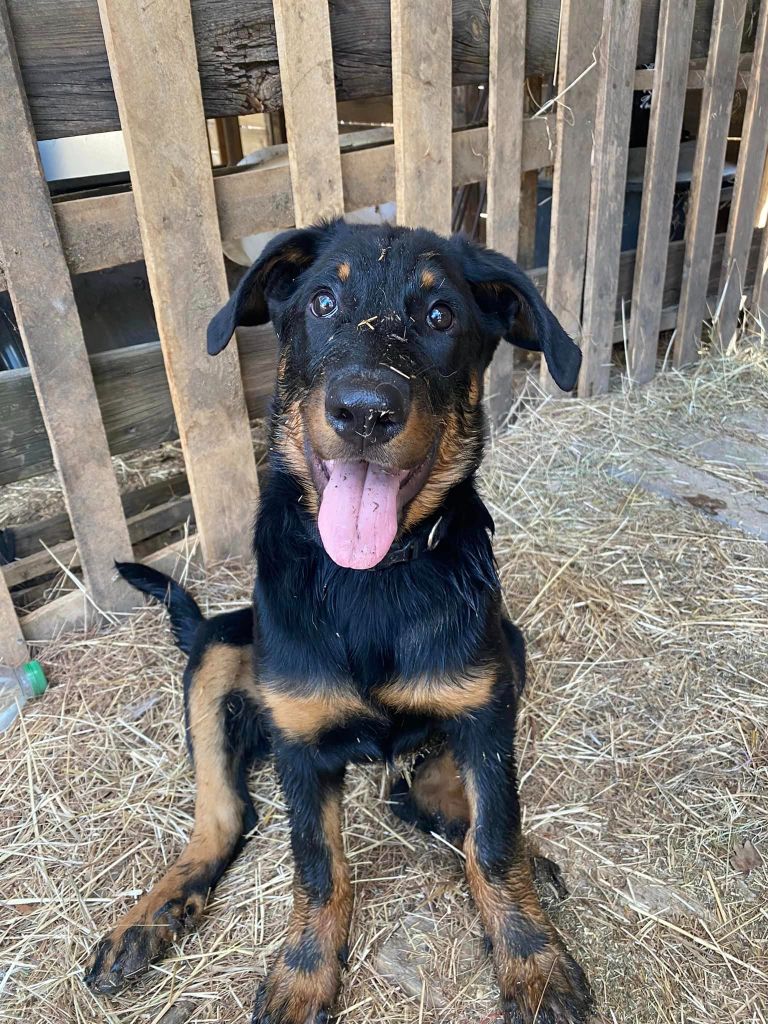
[674,0,748,367]
[486,0,527,426]
[541,0,602,395]
[579,0,643,397]
[628,0,697,385]
[390,0,453,233]
[0,0,133,613]
[272,0,344,225]
[715,0,768,350]
[96,0,259,565]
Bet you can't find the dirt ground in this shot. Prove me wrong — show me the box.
[2,350,766,1024]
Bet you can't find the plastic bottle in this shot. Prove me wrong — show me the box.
[0,661,48,733]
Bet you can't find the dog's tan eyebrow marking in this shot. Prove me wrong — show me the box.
[420,268,436,289]
[337,261,351,282]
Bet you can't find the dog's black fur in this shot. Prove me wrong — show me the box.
[85,221,591,1023]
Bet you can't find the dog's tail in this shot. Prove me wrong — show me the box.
[116,561,204,655]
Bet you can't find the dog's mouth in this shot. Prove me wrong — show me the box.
[308,445,437,570]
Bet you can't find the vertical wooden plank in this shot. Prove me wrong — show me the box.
[518,77,544,270]
[96,0,259,564]
[391,0,453,234]
[0,0,132,612]
[541,0,602,395]
[486,0,527,426]
[628,0,697,385]
[716,0,768,350]
[0,574,28,668]
[272,0,344,226]
[674,0,748,367]
[579,0,643,397]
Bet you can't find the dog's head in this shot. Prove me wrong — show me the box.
[208,220,580,570]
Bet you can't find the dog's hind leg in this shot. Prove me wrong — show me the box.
[85,640,268,996]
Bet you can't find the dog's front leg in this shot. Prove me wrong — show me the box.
[448,693,592,1024]
[253,744,350,1024]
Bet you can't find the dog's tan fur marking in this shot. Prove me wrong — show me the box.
[411,749,470,824]
[375,666,495,717]
[420,268,436,289]
[263,686,374,741]
[337,261,351,282]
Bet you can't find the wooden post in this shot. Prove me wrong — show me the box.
[540,0,602,396]
[391,0,453,233]
[214,116,244,167]
[715,0,768,350]
[96,0,259,564]
[627,0,697,386]
[0,0,133,612]
[486,0,527,426]
[753,158,768,324]
[579,0,643,397]
[674,0,748,367]
[272,0,344,226]
[0,573,27,667]
[518,78,544,270]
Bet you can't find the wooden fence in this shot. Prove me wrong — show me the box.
[1,0,767,663]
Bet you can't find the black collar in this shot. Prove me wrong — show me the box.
[302,507,453,569]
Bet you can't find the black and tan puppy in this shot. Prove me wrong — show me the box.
[85,221,591,1023]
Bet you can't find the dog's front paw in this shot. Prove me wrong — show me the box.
[84,923,167,995]
[500,938,592,1024]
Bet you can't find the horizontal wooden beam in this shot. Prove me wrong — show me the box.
[0,326,277,485]
[7,0,754,140]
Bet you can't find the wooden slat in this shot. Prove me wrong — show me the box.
[674,0,748,367]
[272,0,344,226]
[716,0,768,349]
[753,157,768,321]
[634,54,752,91]
[390,0,453,233]
[627,0,697,385]
[0,573,27,667]
[486,0,527,426]
[541,0,602,394]
[96,0,259,564]
[0,0,133,612]
[579,0,642,397]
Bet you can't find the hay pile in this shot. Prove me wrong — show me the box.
[2,350,766,1024]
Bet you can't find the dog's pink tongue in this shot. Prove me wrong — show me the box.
[318,460,400,569]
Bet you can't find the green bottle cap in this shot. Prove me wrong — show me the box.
[23,660,48,697]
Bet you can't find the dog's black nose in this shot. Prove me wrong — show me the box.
[325,373,410,449]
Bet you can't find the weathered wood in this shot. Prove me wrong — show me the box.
[518,78,544,270]
[391,0,452,233]
[541,0,602,395]
[97,0,259,565]
[715,0,768,350]
[6,475,190,559]
[634,52,752,91]
[272,0,344,226]
[628,0,697,385]
[486,0,527,425]
[20,538,204,644]
[754,157,768,322]
[0,0,132,611]
[6,0,759,141]
[674,0,748,367]
[18,119,554,290]
[4,496,194,588]
[0,572,27,666]
[0,328,277,487]
[579,0,643,397]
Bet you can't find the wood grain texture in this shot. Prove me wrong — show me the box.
[716,0,768,350]
[0,0,132,612]
[674,0,748,367]
[628,0,697,386]
[579,0,643,397]
[486,0,527,425]
[391,0,453,233]
[96,0,259,564]
[754,157,768,321]
[6,0,758,141]
[0,572,27,667]
[541,0,602,395]
[272,0,344,226]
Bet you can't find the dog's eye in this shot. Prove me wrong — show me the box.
[309,289,338,318]
[427,302,453,331]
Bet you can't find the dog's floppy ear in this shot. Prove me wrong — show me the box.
[207,224,330,355]
[454,237,582,392]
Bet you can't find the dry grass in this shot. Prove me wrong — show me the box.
[2,349,767,1024]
